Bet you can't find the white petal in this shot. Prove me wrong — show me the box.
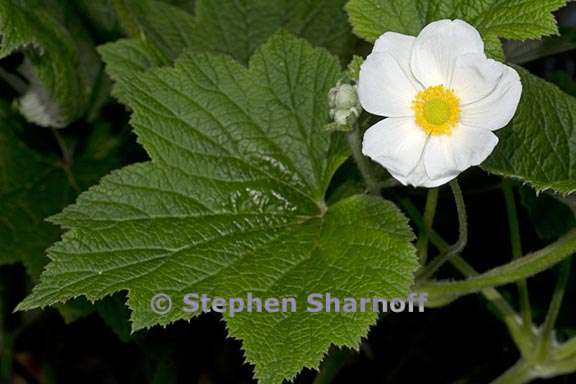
[411,19,485,88]
[460,65,522,131]
[374,32,415,57]
[423,134,459,180]
[362,117,427,177]
[373,32,422,91]
[422,125,499,181]
[450,125,499,171]
[451,54,503,104]
[358,33,422,117]
[392,162,459,188]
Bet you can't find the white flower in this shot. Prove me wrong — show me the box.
[359,19,522,188]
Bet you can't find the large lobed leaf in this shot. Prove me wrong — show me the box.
[346,0,566,58]
[117,0,355,64]
[100,0,358,103]
[19,33,418,383]
[346,0,565,42]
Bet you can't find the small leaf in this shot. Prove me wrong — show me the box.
[19,33,417,383]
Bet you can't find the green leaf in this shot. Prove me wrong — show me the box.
[100,0,357,99]
[345,0,566,59]
[19,33,417,383]
[0,103,121,277]
[0,0,101,127]
[98,39,169,81]
[0,104,71,275]
[483,68,576,194]
[119,0,355,64]
[74,0,123,37]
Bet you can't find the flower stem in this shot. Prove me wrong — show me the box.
[555,336,576,360]
[490,360,532,384]
[52,129,80,193]
[346,126,381,195]
[416,188,439,265]
[502,179,532,332]
[536,257,571,360]
[399,197,529,353]
[417,180,467,281]
[417,229,576,298]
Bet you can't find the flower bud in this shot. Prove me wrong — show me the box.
[329,83,359,110]
[327,82,362,131]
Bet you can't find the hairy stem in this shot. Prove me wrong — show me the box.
[490,360,532,384]
[503,179,532,332]
[399,197,528,352]
[0,68,28,94]
[52,129,80,193]
[416,188,439,265]
[555,336,576,360]
[417,180,467,280]
[346,126,380,195]
[417,229,576,298]
[536,257,571,360]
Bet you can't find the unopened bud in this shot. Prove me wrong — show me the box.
[329,83,359,110]
[327,82,362,131]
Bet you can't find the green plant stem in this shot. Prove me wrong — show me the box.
[555,337,576,361]
[52,129,80,193]
[0,68,28,94]
[503,179,532,332]
[416,188,439,265]
[536,257,571,360]
[417,180,467,281]
[84,66,108,123]
[450,256,531,354]
[398,197,446,251]
[398,197,529,353]
[346,126,380,195]
[417,229,576,298]
[490,360,532,384]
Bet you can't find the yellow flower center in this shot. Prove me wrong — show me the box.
[412,85,460,135]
